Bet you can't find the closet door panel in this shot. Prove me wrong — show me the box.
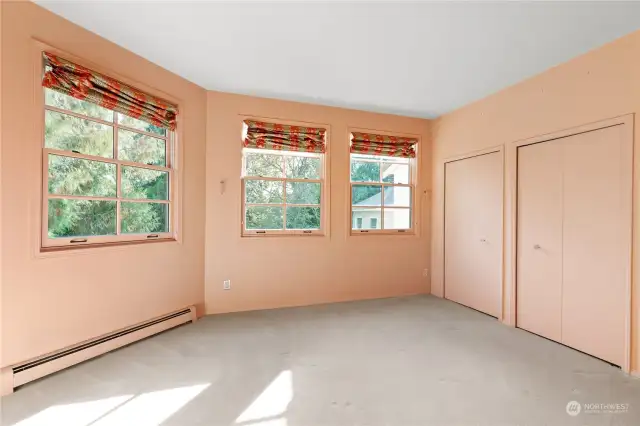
[445,152,502,318]
[561,125,630,367]
[516,142,563,342]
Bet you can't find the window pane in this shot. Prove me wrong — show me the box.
[286,156,321,179]
[117,113,166,136]
[352,185,382,206]
[45,110,114,158]
[48,154,116,197]
[286,206,320,229]
[45,88,114,121]
[245,206,283,230]
[382,163,410,184]
[351,208,381,230]
[383,186,411,207]
[118,129,166,166]
[48,199,116,238]
[245,153,284,178]
[286,182,320,204]
[122,166,169,200]
[245,180,284,204]
[351,160,380,182]
[384,208,411,230]
[121,202,169,234]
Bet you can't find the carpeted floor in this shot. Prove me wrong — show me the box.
[2,295,639,426]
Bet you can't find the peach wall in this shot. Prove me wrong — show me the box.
[0,2,207,366]
[0,0,4,371]
[430,30,640,374]
[205,92,431,314]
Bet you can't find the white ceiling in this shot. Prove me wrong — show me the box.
[36,1,640,118]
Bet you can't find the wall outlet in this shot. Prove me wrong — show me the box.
[223,280,231,290]
[422,269,429,278]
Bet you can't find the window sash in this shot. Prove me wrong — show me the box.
[242,177,323,234]
[350,154,414,234]
[242,150,325,236]
[242,148,324,180]
[243,147,322,158]
[349,154,410,164]
[42,103,175,248]
[45,104,170,143]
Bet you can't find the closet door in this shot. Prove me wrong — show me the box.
[444,152,502,318]
[561,125,630,367]
[516,141,563,342]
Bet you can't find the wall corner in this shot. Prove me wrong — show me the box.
[0,367,14,396]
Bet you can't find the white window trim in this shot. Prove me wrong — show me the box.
[241,148,325,237]
[41,101,176,249]
[350,153,416,235]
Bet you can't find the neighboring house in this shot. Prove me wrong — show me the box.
[352,193,386,229]
[352,164,410,229]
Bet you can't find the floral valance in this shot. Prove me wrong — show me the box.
[42,52,178,131]
[350,132,417,158]
[243,120,326,153]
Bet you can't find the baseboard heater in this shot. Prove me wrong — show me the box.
[3,306,196,394]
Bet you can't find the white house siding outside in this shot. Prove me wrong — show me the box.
[352,163,411,230]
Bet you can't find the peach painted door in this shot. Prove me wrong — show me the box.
[444,152,502,318]
[516,141,563,342]
[560,125,631,367]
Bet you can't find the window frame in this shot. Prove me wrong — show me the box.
[241,147,326,237]
[41,93,176,249]
[350,151,416,235]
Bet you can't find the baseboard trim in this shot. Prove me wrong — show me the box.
[205,292,430,316]
[4,306,196,394]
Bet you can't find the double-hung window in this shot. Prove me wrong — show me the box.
[41,52,178,248]
[241,120,326,236]
[350,132,417,234]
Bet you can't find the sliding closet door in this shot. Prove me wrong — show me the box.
[561,125,630,367]
[444,152,502,318]
[516,141,563,342]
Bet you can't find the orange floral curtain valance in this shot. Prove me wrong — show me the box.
[42,52,178,131]
[350,132,417,158]
[243,120,326,153]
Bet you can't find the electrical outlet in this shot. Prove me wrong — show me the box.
[422,269,429,278]
[223,280,231,290]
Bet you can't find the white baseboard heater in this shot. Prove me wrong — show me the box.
[1,306,196,395]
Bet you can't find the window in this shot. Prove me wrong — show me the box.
[350,132,417,234]
[41,52,178,248]
[242,120,326,236]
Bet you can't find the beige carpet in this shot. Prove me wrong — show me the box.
[2,295,639,426]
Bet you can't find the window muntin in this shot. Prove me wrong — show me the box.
[350,153,413,233]
[43,88,174,247]
[242,148,324,235]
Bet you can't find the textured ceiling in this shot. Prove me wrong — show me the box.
[36,1,640,118]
